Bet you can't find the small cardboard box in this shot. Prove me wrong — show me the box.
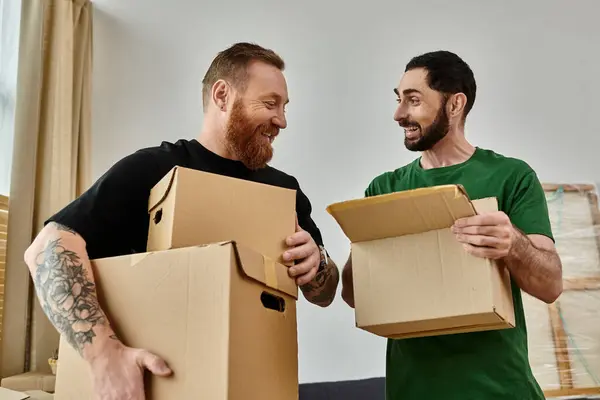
[1,372,55,393]
[327,184,515,339]
[146,166,297,265]
[0,387,53,400]
[53,242,299,399]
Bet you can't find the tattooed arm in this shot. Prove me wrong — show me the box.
[24,222,116,361]
[283,215,340,308]
[300,256,340,307]
[24,222,171,399]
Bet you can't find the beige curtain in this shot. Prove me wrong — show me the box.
[1,0,92,377]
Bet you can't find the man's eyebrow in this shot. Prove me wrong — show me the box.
[403,88,422,96]
[394,88,422,97]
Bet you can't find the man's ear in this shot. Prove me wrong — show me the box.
[447,93,467,119]
[212,80,229,111]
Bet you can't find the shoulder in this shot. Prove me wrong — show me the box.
[261,165,325,245]
[475,147,536,177]
[260,164,302,190]
[104,138,199,183]
[254,164,312,205]
[135,138,196,164]
[94,143,177,187]
[365,161,415,197]
[79,139,200,200]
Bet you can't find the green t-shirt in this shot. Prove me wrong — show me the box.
[364,147,553,400]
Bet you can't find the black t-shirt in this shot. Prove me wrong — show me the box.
[46,139,324,260]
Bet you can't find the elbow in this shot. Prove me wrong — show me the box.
[24,234,45,270]
[341,289,355,309]
[23,222,74,269]
[341,279,355,309]
[541,280,563,304]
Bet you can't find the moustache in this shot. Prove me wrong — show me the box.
[255,123,279,138]
[397,118,420,129]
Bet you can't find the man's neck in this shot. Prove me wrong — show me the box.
[419,130,476,170]
[197,125,237,161]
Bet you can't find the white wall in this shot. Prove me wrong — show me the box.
[90,0,600,384]
[0,0,20,196]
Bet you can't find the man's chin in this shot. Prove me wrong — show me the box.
[404,138,424,152]
[240,150,273,170]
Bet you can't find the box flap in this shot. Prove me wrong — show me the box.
[148,166,178,213]
[326,185,477,242]
[125,241,299,299]
[231,242,299,299]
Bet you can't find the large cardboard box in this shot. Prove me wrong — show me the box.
[146,166,297,265]
[327,184,515,339]
[53,242,299,399]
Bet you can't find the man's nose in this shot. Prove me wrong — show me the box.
[274,114,287,129]
[394,105,408,122]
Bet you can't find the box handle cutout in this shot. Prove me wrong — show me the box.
[153,209,163,225]
[261,291,285,313]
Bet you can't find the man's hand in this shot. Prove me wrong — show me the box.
[451,211,516,259]
[452,210,563,303]
[89,337,172,400]
[283,215,320,286]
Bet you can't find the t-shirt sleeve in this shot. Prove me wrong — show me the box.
[507,169,554,242]
[365,182,375,198]
[364,176,380,198]
[45,149,163,256]
[293,178,324,248]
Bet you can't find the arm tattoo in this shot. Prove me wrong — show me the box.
[301,263,339,306]
[33,237,107,355]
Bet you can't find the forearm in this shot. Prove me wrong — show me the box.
[341,254,354,307]
[24,222,117,362]
[503,231,563,303]
[300,257,339,307]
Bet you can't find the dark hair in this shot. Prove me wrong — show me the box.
[201,42,285,108]
[405,50,477,118]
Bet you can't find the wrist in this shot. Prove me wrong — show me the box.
[317,245,328,272]
[507,227,529,261]
[81,325,122,365]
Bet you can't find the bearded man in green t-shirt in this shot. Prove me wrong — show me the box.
[341,51,563,400]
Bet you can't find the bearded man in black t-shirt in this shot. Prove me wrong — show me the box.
[23,42,339,400]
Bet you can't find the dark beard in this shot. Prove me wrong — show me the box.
[224,99,276,170]
[402,99,450,152]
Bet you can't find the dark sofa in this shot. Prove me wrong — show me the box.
[299,377,385,400]
[298,378,599,400]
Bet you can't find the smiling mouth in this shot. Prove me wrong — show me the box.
[262,132,276,143]
[404,125,420,139]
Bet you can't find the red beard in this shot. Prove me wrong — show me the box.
[225,99,277,170]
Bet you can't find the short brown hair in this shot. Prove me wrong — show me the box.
[201,42,285,109]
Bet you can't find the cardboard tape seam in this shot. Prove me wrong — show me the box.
[263,256,278,289]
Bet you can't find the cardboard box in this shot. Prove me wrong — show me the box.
[0,388,54,400]
[1,372,55,393]
[53,242,299,399]
[326,184,515,339]
[146,166,297,265]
